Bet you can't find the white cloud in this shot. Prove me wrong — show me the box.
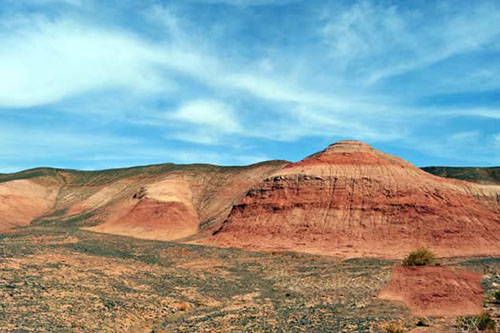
[0,18,169,108]
[0,6,395,146]
[321,1,405,67]
[226,74,347,108]
[162,100,243,145]
[455,109,500,120]
[167,100,241,133]
[449,131,480,143]
[168,131,222,145]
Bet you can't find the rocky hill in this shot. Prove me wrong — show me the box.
[1,141,499,259]
[199,141,500,258]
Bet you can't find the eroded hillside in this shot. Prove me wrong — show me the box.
[0,161,288,240]
[200,141,500,258]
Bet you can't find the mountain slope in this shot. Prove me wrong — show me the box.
[0,161,289,239]
[199,141,500,258]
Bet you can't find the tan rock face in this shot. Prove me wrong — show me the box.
[204,141,500,258]
[0,179,59,231]
[90,198,199,241]
[88,175,200,240]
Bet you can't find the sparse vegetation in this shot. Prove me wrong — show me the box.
[0,212,498,333]
[495,290,500,303]
[456,312,496,332]
[0,226,405,331]
[0,227,499,331]
[402,248,436,266]
[422,166,500,185]
[0,160,288,186]
[33,212,97,227]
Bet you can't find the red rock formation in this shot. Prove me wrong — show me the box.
[378,266,484,317]
[202,141,500,258]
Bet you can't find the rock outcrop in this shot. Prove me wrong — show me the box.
[202,141,500,258]
[379,266,484,317]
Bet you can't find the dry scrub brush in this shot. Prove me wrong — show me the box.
[402,248,436,266]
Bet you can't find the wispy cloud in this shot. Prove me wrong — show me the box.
[164,100,242,144]
[167,100,241,133]
[0,18,170,108]
[320,1,500,84]
[414,131,500,166]
[0,0,499,171]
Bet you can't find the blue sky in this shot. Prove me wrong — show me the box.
[1,0,499,172]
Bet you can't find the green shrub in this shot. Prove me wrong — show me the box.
[456,312,496,331]
[495,290,500,303]
[402,248,436,266]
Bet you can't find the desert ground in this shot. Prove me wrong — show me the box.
[0,226,499,332]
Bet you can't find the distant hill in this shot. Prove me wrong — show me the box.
[422,166,500,185]
[1,142,499,259]
[0,160,289,237]
[4,163,498,186]
[0,161,287,186]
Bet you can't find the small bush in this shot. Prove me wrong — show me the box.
[402,248,436,266]
[494,290,500,303]
[456,312,496,332]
